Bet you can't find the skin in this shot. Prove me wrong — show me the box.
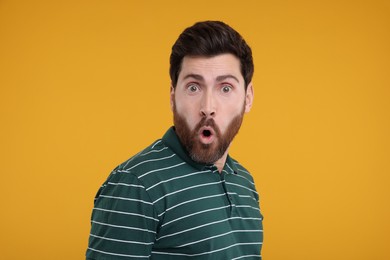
[170,54,254,172]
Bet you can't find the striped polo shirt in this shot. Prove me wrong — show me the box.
[86,127,263,259]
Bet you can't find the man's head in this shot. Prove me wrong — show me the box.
[170,21,254,166]
[170,21,254,90]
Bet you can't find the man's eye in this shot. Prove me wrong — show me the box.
[221,85,232,93]
[188,84,199,92]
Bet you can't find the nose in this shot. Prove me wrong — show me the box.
[200,90,216,117]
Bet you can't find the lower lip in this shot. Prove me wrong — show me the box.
[199,133,215,144]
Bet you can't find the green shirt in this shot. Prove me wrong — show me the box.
[87,127,263,259]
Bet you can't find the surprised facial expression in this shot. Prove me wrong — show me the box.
[171,54,254,165]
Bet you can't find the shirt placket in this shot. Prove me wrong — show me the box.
[207,165,236,218]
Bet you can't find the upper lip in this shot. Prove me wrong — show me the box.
[199,126,215,136]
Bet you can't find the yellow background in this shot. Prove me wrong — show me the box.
[1,0,389,259]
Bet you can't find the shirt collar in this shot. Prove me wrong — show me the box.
[162,126,238,174]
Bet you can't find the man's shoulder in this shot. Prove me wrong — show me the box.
[229,157,256,183]
[112,137,188,186]
[115,139,174,175]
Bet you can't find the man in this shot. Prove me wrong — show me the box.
[86,21,263,259]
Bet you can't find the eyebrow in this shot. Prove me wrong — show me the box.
[183,74,240,83]
[183,74,204,81]
[216,75,240,83]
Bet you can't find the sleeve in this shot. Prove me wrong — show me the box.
[86,169,159,259]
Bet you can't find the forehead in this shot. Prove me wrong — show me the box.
[179,54,243,82]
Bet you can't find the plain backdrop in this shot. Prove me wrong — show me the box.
[0,0,389,259]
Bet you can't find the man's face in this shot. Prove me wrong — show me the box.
[171,54,254,164]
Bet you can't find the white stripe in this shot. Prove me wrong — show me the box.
[235,173,255,185]
[127,154,176,171]
[236,205,260,211]
[227,181,258,194]
[236,167,251,175]
[140,147,168,156]
[115,169,131,174]
[226,163,234,173]
[139,162,185,179]
[107,182,144,188]
[175,229,263,248]
[100,195,153,205]
[146,170,208,191]
[152,242,262,257]
[121,150,143,169]
[158,193,226,217]
[91,220,156,234]
[227,192,254,199]
[222,166,254,185]
[151,140,162,149]
[161,205,230,227]
[158,219,232,241]
[90,233,154,245]
[157,216,262,241]
[153,181,223,204]
[232,255,262,260]
[88,247,149,258]
[94,207,159,222]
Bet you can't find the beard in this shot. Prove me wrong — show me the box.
[173,104,245,165]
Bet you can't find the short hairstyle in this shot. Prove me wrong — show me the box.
[169,21,254,89]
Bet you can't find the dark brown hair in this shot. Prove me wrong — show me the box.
[169,21,254,89]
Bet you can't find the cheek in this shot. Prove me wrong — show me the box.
[218,119,231,134]
[175,96,200,113]
[219,104,244,130]
[174,103,198,129]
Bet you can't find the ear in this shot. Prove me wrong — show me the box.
[245,82,254,113]
[170,83,175,112]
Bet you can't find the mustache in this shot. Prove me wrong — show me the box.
[195,118,219,133]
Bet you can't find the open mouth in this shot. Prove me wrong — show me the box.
[202,129,212,137]
[199,126,215,144]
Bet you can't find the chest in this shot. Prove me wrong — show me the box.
[148,170,263,258]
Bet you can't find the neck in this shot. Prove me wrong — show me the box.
[214,149,229,173]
